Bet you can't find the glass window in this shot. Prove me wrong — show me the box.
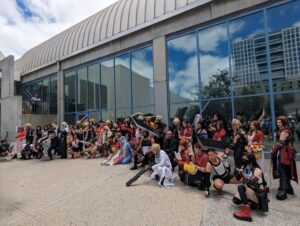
[89,112,100,122]
[133,106,154,115]
[101,59,115,110]
[132,46,154,107]
[229,12,267,95]
[234,95,273,149]
[42,78,49,114]
[267,1,300,92]
[64,71,76,113]
[64,113,76,125]
[49,77,57,114]
[274,92,300,150]
[115,53,131,109]
[167,32,199,103]
[169,102,199,123]
[201,99,233,129]
[88,63,100,111]
[77,67,88,112]
[102,109,115,122]
[199,23,230,98]
[116,108,132,119]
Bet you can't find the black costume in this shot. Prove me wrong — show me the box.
[231,128,247,169]
[26,128,34,144]
[162,137,178,169]
[59,129,68,159]
[47,131,60,160]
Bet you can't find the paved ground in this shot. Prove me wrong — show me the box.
[1,157,299,226]
[202,162,300,226]
[0,158,207,226]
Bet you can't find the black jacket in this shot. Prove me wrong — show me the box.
[163,138,178,155]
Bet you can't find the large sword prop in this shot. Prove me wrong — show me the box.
[126,165,152,187]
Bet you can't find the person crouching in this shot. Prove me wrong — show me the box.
[150,143,174,187]
[232,153,268,222]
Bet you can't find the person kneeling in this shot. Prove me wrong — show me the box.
[150,143,174,187]
[204,148,236,196]
[232,153,268,222]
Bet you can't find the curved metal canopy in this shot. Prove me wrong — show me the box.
[16,0,210,75]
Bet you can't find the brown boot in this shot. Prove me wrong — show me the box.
[233,204,252,222]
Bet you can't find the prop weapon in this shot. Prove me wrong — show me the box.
[126,165,152,187]
[130,113,159,137]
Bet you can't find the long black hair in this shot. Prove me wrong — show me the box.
[243,152,261,169]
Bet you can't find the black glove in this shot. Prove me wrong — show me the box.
[234,168,242,180]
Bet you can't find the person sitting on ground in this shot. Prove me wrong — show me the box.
[232,153,268,222]
[204,148,238,197]
[0,139,10,157]
[179,119,193,144]
[184,143,208,190]
[83,137,98,159]
[101,134,121,166]
[68,133,81,158]
[150,143,174,187]
[212,121,226,141]
[130,130,155,170]
[154,115,167,147]
[176,139,192,180]
[196,121,208,139]
[113,136,133,165]
[100,125,112,157]
[169,117,180,141]
[163,130,178,169]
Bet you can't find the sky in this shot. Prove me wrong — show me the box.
[0,0,118,59]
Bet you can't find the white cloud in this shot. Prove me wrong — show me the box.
[294,21,300,27]
[200,54,229,86]
[168,33,197,54]
[0,0,118,59]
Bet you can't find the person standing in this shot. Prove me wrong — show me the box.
[271,116,298,200]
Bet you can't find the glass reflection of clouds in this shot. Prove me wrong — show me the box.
[167,32,199,103]
[267,1,300,32]
[115,53,131,109]
[198,23,229,98]
[132,46,154,107]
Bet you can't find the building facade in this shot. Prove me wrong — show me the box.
[1,0,300,146]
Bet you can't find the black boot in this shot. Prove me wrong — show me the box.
[286,184,294,195]
[276,190,287,200]
[130,155,138,170]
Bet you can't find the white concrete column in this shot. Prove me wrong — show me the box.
[57,61,64,124]
[0,55,22,142]
[153,36,169,124]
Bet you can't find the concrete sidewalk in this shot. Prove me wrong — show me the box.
[0,158,207,226]
[201,162,300,226]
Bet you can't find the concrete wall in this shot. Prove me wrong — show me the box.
[22,114,58,129]
[18,0,273,123]
[0,56,23,142]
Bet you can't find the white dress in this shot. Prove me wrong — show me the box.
[150,150,174,187]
